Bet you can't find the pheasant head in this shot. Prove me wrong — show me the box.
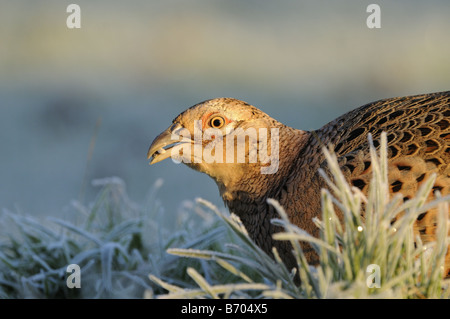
[147,98,309,204]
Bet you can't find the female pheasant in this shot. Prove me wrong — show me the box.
[147,91,450,277]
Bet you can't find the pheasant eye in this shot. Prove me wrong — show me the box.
[209,116,225,128]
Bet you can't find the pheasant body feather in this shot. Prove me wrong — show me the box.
[148,92,450,276]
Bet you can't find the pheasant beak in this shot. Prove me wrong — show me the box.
[147,123,192,165]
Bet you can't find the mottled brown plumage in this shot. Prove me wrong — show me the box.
[147,92,450,277]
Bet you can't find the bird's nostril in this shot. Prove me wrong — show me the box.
[156,148,166,155]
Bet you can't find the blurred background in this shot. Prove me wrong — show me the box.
[1,0,449,223]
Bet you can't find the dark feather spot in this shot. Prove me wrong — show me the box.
[352,179,366,191]
[425,139,439,153]
[426,158,442,167]
[406,143,418,155]
[389,110,404,120]
[433,185,443,193]
[346,155,355,161]
[363,161,371,171]
[389,145,399,158]
[360,111,372,123]
[418,127,432,136]
[424,114,434,123]
[400,132,413,143]
[397,165,412,171]
[347,127,366,143]
[376,117,388,126]
[436,119,449,130]
[345,164,356,174]
[387,133,396,142]
[391,180,402,192]
[373,139,380,148]
[416,173,426,182]
[417,212,427,221]
[335,142,343,154]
